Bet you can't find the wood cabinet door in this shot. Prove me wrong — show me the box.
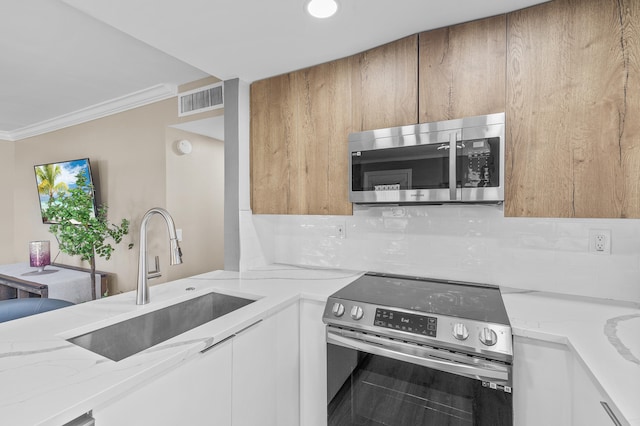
[294,58,354,215]
[250,74,299,214]
[419,15,507,123]
[351,35,418,131]
[506,0,640,218]
[251,60,353,216]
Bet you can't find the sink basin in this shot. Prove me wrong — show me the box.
[68,291,255,361]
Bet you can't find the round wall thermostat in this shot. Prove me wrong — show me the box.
[176,139,192,155]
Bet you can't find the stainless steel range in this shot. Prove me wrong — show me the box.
[323,272,513,426]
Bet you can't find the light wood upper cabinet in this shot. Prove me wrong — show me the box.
[505,0,640,218]
[251,59,354,216]
[250,36,417,215]
[294,58,354,215]
[419,15,506,123]
[250,74,298,214]
[351,35,418,131]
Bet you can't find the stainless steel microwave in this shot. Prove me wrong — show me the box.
[348,112,505,204]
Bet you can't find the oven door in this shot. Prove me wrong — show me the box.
[327,327,512,426]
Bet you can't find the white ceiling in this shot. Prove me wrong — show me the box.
[0,1,209,140]
[2,0,548,141]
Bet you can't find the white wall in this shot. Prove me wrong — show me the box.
[250,205,640,303]
[12,102,169,293]
[9,96,225,294]
[166,127,224,281]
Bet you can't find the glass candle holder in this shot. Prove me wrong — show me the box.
[29,240,51,272]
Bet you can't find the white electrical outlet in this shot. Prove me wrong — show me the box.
[589,229,611,254]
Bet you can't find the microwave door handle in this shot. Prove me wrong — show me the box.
[327,330,509,383]
[449,132,459,200]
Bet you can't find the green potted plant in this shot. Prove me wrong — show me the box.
[44,173,131,299]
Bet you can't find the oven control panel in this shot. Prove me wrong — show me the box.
[323,297,513,361]
[374,308,437,338]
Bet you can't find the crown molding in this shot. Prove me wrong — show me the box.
[5,83,178,142]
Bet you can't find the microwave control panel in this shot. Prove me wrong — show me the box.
[464,139,492,188]
[374,308,437,338]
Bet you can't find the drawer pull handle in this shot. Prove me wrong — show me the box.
[600,401,622,426]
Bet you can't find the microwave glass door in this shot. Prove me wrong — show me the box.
[351,142,451,192]
[350,134,501,203]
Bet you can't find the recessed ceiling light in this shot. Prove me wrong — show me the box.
[306,0,339,19]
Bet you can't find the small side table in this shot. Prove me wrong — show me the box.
[0,263,109,304]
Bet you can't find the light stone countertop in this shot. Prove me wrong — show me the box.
[0,265,362,426]
[0,264,638,425]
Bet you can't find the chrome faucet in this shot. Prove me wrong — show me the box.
[136,207,183,305]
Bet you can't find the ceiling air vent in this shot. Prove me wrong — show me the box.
[178,82,224,117]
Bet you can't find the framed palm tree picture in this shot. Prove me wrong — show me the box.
[34,158,98,224]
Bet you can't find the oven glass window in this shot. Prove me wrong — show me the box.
[328,344,512,426]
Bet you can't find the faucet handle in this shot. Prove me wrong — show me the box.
[147,255,162,279]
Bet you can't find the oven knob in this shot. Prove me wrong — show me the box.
[332,302,345,317]
[452,323,469,341]
[479,327,498,346]
[350,305,364,320]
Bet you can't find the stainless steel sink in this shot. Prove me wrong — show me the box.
[67,291,255,361]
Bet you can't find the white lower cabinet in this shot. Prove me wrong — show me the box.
[92,337,233,425]
[91,301,300,426]
[274,302,301,426]
[90,304,629,426]
[232,301,299,426]
[299,299,328,426]
[513,336,573,426]
[232,317,277,426]
[572,356,625,426]
[513,336,627,426]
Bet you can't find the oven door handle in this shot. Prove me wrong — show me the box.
[327,329,509,383]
